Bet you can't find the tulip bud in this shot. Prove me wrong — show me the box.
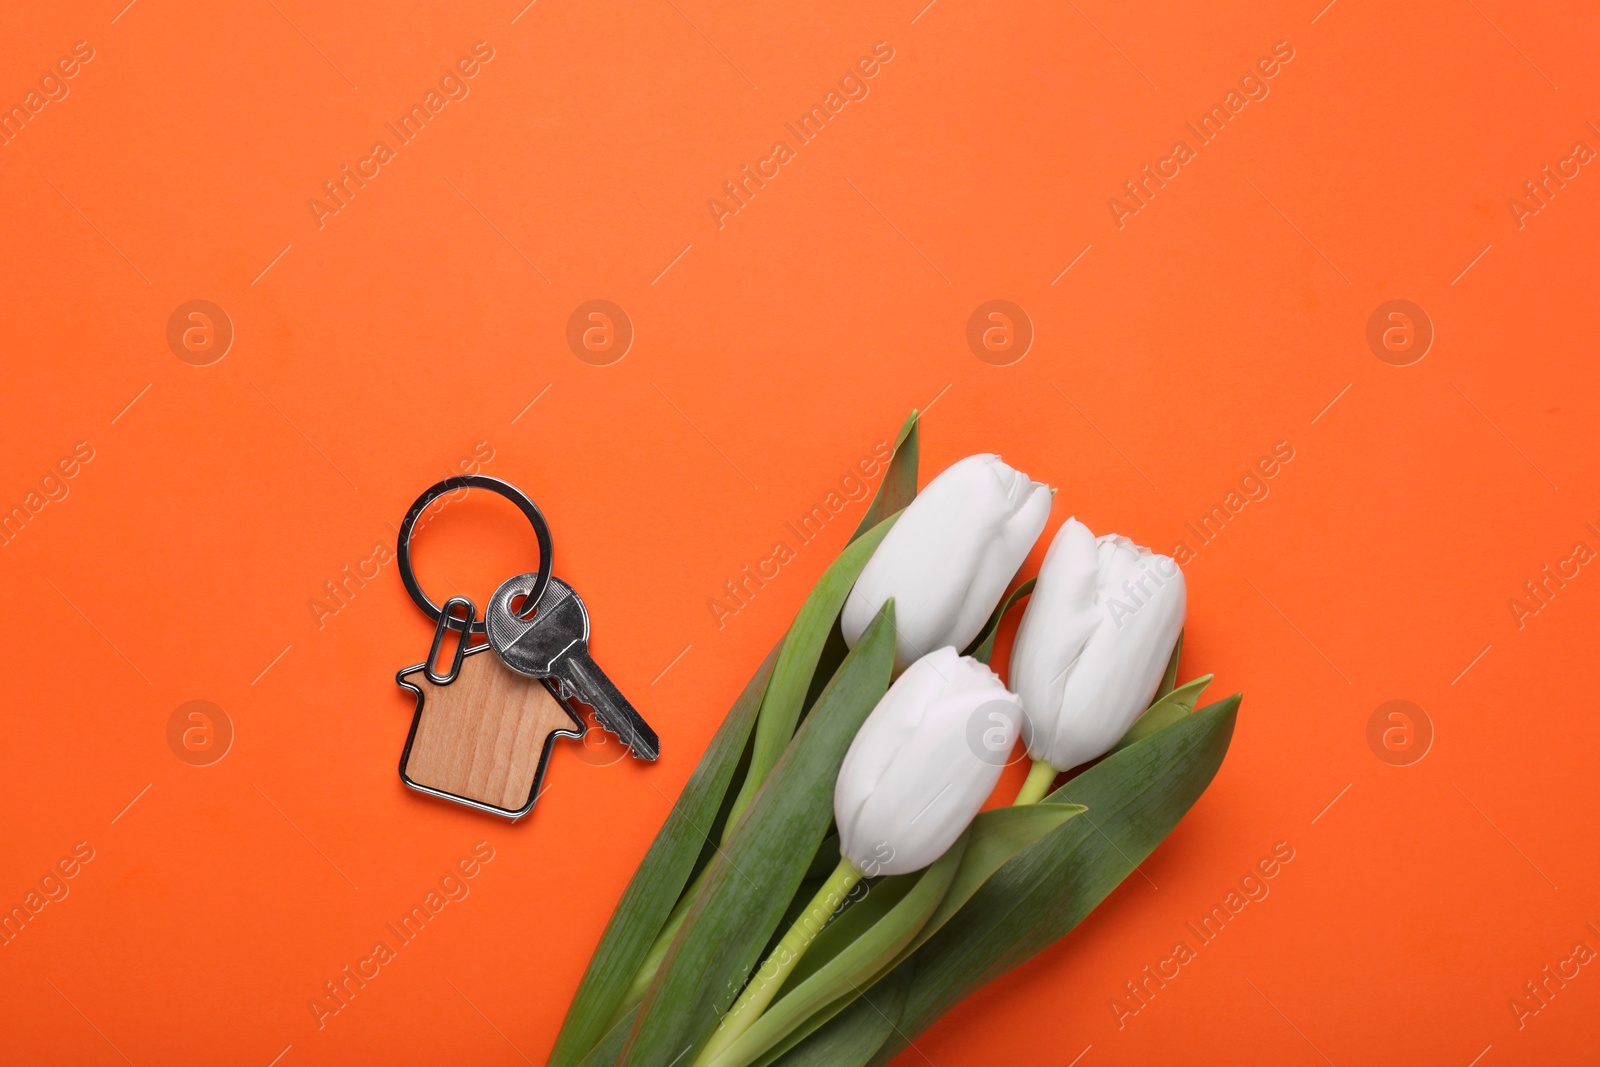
[835,647,1023,876]
[1010,518,1186,772]
[841,454,1052,672]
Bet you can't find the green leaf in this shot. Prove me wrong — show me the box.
[711,842,967,1067]
[963,578,1036,666]
[799,622,851,721]
[726,803,1084,1067]
[850,411,919,542]
[549,646,781,1067]
[769,965,914,1067]
[790,807,1088,1000]
[1110,674,1212,754]
[854,695,1240,1067]
[618,604,899,1067]
[1154,630,1184,699]
[890,802,1086,967]
[575,1006,636,1067]
[725,514,899,836]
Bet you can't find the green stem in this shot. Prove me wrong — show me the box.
[1012,758,1059,806]
[694,858,864,1067]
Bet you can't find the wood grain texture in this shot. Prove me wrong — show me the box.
[399,646,582,814]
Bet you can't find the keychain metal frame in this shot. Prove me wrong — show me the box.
[395,474,553,635]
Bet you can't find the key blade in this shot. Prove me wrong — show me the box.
[560,649,659,761]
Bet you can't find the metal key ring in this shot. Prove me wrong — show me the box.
[396,475,552,635]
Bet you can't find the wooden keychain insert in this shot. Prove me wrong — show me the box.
[396,595,582,819]
[398,647,582,816]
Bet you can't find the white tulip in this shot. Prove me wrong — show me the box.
[1010,518,1186,775]
[835,647,1022,877]
[841,454,1052,672]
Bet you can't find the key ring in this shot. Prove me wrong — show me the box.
[396,475,553,635]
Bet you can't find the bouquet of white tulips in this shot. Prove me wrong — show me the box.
[550,413,1239,1067]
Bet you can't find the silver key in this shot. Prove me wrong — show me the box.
[484,574,660,761]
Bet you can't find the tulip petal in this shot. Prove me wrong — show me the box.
[836,650,1021,877]
[833,649,955,858]
[1009,518,1100,763]
[1050,550,1185,766]
[1010,519,1186,771]
[949,477,1052,650]
[842,454,1051,672]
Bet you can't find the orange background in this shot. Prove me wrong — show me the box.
[3,1,1598,1064]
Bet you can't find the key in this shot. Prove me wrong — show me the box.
[485,574,660,761]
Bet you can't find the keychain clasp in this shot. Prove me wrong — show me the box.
[424,596,475,685]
